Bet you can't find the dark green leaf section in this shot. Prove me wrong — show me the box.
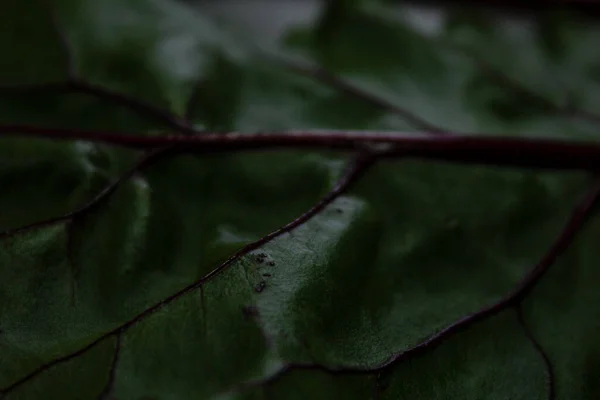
[240,162,588,368]
[1,0,600,399]
[265,370,374,400]
[0,150,336,386]
[55,0,237,115]
[284,1,600,137]
[522,216,600,400]
[442,4,600,124]
[0,0,69,84]
[111,273,273,399]
[379,311,547,400]
[232,61,395,131]
[0,139,105,231]
[225,370,375,400]
[3,336,116,400]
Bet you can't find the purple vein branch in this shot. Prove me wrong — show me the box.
[377,176,600,369]
[448,42,600,126]
[516,306,555,400]
[0,81,196,134]
[0,146,175,240]
[9,4,197,135]
[0,153,374,395]
[4,125,600,171]
[97,331,123,400]
[272,56,447,133]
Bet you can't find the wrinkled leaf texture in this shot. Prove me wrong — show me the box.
[1,0,600,399]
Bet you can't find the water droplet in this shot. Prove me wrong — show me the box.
[254,281,266,293]
[242,306,260,318]
[255,252,268,263]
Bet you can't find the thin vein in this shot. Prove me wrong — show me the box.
[376,177,600,369]
[272,56,447,133]
[0,153,374,394]
[0,146,175,240]
[69,80,196,133]
[5,4,197,135]
[451,43,600,126]
[0,81,196,134]
[97,331,123,400]
[373,370,388,400]
[516,306,555,400]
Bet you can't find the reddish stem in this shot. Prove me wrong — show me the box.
[2,125,600,171]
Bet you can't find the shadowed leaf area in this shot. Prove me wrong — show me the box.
[1,0,600,399]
